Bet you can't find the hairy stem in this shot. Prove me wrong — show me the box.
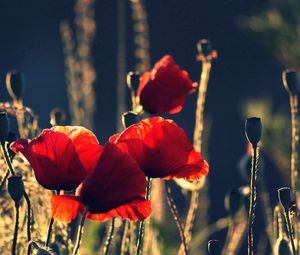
[0,168,9,191]
[121,221,130,255]
[104,218,116,255]
[24,191,32,242]
[1,142,15,176]
[72,208,88,255]
[12,202,20,255]
[284,208,297,255]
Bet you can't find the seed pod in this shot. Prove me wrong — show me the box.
[7,175,24,203]
[50,108,66,126]
[0,112,9,142]
[197,39,213,57]
[274,238,292,255]
[245,117,262,146]
[282,70,298,95]
[6,70,25,100]
[278,187,292,209]
[127,71,140,93]
[208,240,220,255]
[122,111,139,128]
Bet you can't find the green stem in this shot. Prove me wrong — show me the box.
[164,181,188,255]
[12,202,20,255]
[284,208,297,255]
[23,191,32,242]
[136,177,152,255]
[72,208,88,255]
[248,145,258,255]
[1,141,15,176]
[104,218,116,255]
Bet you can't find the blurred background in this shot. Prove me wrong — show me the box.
[0,0,298,254]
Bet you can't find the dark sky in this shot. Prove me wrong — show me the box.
[0,0,287,252]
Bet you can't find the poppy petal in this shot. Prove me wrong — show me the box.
[51,195,84,223]
[79,143,149,219]
[52,126,102,173]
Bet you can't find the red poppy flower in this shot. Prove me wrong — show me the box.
[137,55,198,114]
[51,143,151,223]
[11,126,102,191]
[110,117,208,180]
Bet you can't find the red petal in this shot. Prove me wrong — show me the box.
[86,199,151,222]
[137,55,196,114]
[114,117,209,180]
[11,130,87,190]
[52,126,102,174]
[79,143,149,218]
[51,195,84,223]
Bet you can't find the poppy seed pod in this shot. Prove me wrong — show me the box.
[197,39,213,56]
[7,175,24,203]
[6,70,25,100]
[282,70,298,95]
[278,187,292,209]
[225,189,245,217]
[245,117,262,146]
[50,108,66,126]
[208,240,220,255]
[127,71,140,93]
[0,112,9,142]
[36,248,52,255]
[274,238,292,255]
[122,111,139,128]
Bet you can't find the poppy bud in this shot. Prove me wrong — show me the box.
[0,112,9,142]
[50,108,66,126]
[122,111,139,128]
[6,70,25,100]
[282,70,298,95]
[274,238,292,255]
[127,71,140,93]
[7,175,24,203]
[245,117,262,146]
[225,189,245,217]
[36,248,52,255]
[197,39,213,57]
[208,240,220,255]
[278,187,292,209]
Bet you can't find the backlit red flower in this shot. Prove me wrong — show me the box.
[137,55,198,114]
[11,126,102,191]
[111,117,208,180]
[51,143,151,223]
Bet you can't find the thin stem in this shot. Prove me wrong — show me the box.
[23,191,32,242]
[164,181,188,255]
[45,190,60,247]
[104,218,116,255]
[248,145,259,255]
[27,241,39,255]
[12,202,20,255]
[136,177,152,255]
[0,168,9,191]
[72,208,88,255]
[284,208,297,255]
[121,221,130,255]
[1,141,15,176]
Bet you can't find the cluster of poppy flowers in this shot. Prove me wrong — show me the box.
[11,117,208,223]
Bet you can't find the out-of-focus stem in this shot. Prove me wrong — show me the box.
[248,145,259,255]
[121,221,130,255]
[72,208,88,255]
[1,142,15,176]
[165,181,188,255]
[104,218,116,255]
[283,208,297,255]
[27,241,39,255]
[136,177,152,255]
[12,202,20,255]
[179,60,212,255]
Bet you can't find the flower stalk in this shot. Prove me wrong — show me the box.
[12,202,20,255]
[72,208,88,255]
[104,218,116,255]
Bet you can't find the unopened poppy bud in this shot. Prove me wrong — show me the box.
[6,70,25,100]
[225,189,244,216]
[127,71,140,92]
[36,248,52,255]
[197,39,213,56]
[0,112,9,142]
[50,108,66,126]
[278,187,292,209]
[282,70,298,95]
[245,117,262,146]
[274,238,292,255]
[7,175,24,203]
[122,111,139,128]
[208,240,220,255]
